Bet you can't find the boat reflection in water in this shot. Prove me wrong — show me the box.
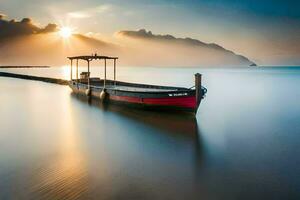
[67,92,206,199]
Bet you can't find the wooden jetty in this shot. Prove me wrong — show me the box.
[0,66,50,69]
[0,72,68,85]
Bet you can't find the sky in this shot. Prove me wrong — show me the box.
[0,0,300,66]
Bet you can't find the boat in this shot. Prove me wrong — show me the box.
[68,54,207,114]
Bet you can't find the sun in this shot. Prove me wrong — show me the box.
[59,27,73,38]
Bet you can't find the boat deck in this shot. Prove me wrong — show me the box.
[73,78,185,92]
[105,85,178,92]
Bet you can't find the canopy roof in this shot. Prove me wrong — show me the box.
[68,55,118,61]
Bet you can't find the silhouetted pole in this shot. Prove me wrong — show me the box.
[70,59,73,81]
[195,73,202,110]
[114,59,116,86]
[104,59,107,88]
[87,60,90,89]
[76,59,78,84]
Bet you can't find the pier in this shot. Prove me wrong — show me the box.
[0,72,68,85]
[0,66,50,69]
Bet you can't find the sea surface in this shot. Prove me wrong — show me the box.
[0,66,300,200]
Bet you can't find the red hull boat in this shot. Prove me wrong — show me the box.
[68,55,207,114]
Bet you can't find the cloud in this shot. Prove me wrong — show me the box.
[0,16,58,41]
[66,4,112,20]
[0,13,7,19]
[39,23,58,33]
[67,12,91,19]
[96,4,112,13]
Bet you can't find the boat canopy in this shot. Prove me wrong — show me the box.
[68,55,118,61]
[68,54,118,88]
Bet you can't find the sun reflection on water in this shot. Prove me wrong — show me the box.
[29,97,89,200]
[61,65,71,80]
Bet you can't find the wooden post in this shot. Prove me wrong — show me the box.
[87,60,90,89]
[76,59,78,84]
[195,73,202,109]
[70,59,73,81]
[114,59,116,86]
[104,59,107,88]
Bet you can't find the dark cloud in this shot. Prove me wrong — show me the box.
[0,14,6,19]
[118,29,255,65]
[39,23,58,33]
[0,16,58,41]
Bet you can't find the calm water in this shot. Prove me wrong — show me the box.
[0,67,300,200]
